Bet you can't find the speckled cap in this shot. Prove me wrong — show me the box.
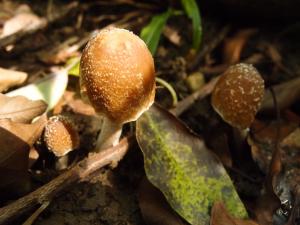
[44,116,79,157]
[80,27,155,124]
[211,63,265,129]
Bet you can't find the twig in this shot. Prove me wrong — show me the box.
[0,137,130,225]
[170,76,220,116]
[188,26,230,72]
[22,201,50,225]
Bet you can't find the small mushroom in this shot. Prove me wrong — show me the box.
[44,115,79,157]
[211,63,265,129]
[80,27,155,151]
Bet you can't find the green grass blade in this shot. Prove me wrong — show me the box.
[181,0,202,49]
[140,9,172,55]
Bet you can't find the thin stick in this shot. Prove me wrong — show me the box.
[0,137,130,225]
[170,76,220,116]
[22,201,50,225]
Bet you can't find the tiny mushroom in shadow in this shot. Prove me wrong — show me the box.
[80,27,156,151]
[44,115,79,170]
[211,63,265,130]
[211,63,265,163]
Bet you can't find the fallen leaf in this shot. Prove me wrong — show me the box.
[0,94,47,123]
[0,67,27,92]
[0,4,46,38]
[55,90,95,116]
[138,177,187,225]
[0,114,47,171]
[136,104,247,225]
[260,77,300,114]
[249,120,297,172]
[281,128,300,150]
[248,119,293,225]
[223,29,257,64]
[163,25,181,46]
[37,36,80,65]
[29,147,39,168]
[6,68,68,110]
[211,201,258,225]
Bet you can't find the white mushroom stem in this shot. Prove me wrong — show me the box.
[95,117,123,151]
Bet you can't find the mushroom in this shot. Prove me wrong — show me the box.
[211,63,265,130]
[80,27,155,151]
[211,63,265,164]
[44,115,79,169]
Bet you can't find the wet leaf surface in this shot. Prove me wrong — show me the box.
[136,104,247,225]
[0,94,47,123]
[138,177,187,225]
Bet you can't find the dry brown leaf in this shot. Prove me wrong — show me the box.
[0,4,46,39]
[260,77,300,113]
[56,90,96,116]
[223,29,257,64]
[0,67,27,92]
[249,120,297,172]
[281,128,300,150]
[248,119,295,225]
[210,201,258,225]
[163,25,181,46]
[0,94,47,123]
[37,36,80,65]
[29,147,39,168]
[0,114,47,171]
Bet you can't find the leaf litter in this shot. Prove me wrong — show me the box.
[0,0,300,225]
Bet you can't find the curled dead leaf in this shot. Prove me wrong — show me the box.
[0,67,27,92]
[0,115,47,198]
[0,4,46,39]
[223,29,257,64]
[0,114,47,171]
[0,94,47,123]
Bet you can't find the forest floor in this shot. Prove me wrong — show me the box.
[0,1,300,225]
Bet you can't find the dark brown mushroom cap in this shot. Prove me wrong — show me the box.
[80,28,155,124]
[211,63,265,129]
[44,116,79,157]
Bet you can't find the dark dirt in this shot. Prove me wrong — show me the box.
[35,170,142,225]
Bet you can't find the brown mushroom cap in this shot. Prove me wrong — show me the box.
[44,116,79,157]
[80,28,155,124]
[211,63,265,129]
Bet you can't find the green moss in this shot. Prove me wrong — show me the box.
[137,107,248,225]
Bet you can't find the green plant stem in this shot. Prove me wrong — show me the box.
[155,77,178,106]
